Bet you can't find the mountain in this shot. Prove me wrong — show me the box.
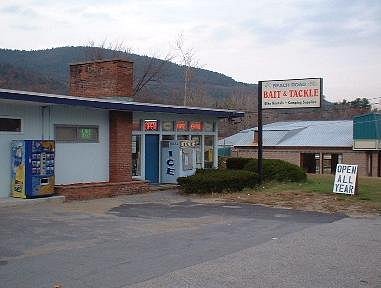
[0,62,66,94]
[0,46,250,105]
[0,46,370,136]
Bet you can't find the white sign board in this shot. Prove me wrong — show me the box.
[333,164,358,195]
[261,78,322,109]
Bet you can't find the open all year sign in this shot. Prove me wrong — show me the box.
[333,164,358,195]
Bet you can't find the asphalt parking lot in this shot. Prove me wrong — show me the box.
[0,190,380,288]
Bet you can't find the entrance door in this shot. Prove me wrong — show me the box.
[300,153,317,173]
[145,135,159,183]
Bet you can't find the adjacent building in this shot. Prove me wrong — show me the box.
[220,118,381,177]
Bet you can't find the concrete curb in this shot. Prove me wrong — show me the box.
[0,195,65,208]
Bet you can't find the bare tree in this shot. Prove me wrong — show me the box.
[133,52,174,97]
[86,40,132,60]
[175,33,200,106]
[84,40,173,98]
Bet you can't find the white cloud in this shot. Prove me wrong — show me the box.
[0,0,380,102]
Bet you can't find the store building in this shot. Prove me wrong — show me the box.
[0,59,243,199]
[220,119,381,177]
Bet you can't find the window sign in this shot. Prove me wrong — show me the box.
[55,125,98,143]
[203,121,214,132]
[79,128,93,140]
[176,120,188,131]
[190,121,202,131]
[333,164,358,195]
[162,121,174,131]
[144,120,159,131]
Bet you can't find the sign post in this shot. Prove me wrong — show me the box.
[258,81,263,184]
[257,78,322,184]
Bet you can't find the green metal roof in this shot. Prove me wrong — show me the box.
[353,113,381,140]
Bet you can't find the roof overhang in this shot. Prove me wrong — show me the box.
[0,89,244,119]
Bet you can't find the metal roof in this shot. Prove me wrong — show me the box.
[0,88,244,118]
[219,120,353,148]
[219,128,255,147]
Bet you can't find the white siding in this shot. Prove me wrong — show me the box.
[0,103,43,197]
[0,102,109,198]
[50,106,109,185]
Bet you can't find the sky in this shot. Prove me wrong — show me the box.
[0,0,380,105]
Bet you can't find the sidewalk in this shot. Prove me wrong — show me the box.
[0,195,65,208]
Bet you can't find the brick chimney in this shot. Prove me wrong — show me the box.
[69,59,134,98]
[69,59,135,183]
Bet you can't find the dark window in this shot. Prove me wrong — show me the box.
[0,118,21,132]
[55,125,99,143]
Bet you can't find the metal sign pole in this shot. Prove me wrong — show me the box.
[258,81,263,185]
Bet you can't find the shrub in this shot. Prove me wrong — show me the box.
[178,169,258,194]
[226,157,252,170]
[243,159,306,182]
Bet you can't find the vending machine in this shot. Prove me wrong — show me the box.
[161,140,197,184]
[11,140,55,198]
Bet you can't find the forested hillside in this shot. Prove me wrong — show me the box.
[0,46,370,136]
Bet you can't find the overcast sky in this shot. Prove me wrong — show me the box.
[0,0,380,104]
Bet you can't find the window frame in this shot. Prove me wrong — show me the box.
[0,116,23,134]
[54,124,99,143]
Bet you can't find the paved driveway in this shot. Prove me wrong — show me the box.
[0,191,380,288]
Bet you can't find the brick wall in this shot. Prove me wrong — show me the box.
[55,180,150,201]
[234,147,380,177]
[234,148,300,166]
[69,59,133,98]
[109,111,133,182]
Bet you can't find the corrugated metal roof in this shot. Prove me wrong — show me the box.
[0,88,244,118]
[219,120,353,148]
[219,128,255,147]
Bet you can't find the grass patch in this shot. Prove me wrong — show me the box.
[216,174,381,215]
[257,174,381,201]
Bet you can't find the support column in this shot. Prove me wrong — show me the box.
[109,111,133,182]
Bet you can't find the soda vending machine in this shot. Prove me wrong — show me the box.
[11,140,55,198]
[161,140,197,184]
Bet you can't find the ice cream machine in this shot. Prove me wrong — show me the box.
[161,140,197,183]
[11,140,55,198]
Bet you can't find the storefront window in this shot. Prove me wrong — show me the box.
[162,135,175,141]
[191,135,202,168]
[204,135,214,168]
[132,135,141,176]
[177,135,189,140]
[162,121,174,132]
[203,121,215,132]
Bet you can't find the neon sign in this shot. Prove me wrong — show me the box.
[190,121,202,131]
[144,120,158,131]
[176,120,188,131]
